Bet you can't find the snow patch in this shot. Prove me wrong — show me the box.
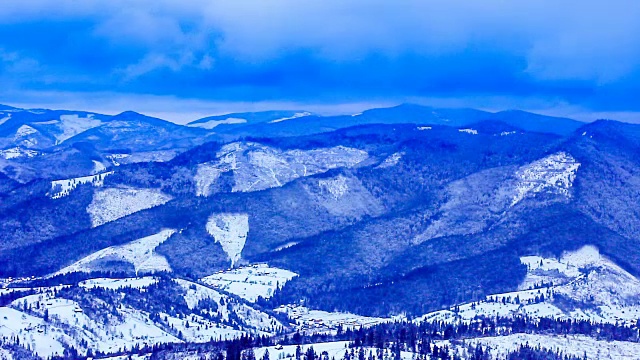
[194,142,368,196]
[87,187,173,227]
[107,154,130,166]
[50,171,114,199]
[458,128,478,135]
[79,277,159,290]
[417,126,432,130]
[318,175,350,200]
[188,117,247,130]
[0,113,11,126]
[511,152,580,206]
[55,229,176,276]
[200,264,298,302]
[0,147,38,160]
[15,125,37,138]
[92,160,107,174]
[499,131,516,136]
[376,152,403,169]
[206,213,249,267]
[269,112,311,123]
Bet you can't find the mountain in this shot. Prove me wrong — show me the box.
[0,103,637,359]
[210,104,583,139]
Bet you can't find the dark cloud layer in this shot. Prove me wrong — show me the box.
[1,1,640,117]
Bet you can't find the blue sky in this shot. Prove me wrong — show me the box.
[1,1,640,122]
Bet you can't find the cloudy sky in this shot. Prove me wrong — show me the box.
[1,1,639,122]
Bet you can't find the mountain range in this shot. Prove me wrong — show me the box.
[1,103,640,359]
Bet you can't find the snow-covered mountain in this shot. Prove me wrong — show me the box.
[1,103,639,359]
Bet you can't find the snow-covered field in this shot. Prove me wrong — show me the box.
[53,114,102,143]
[188,117,247,130]
[0,147,38,160]
[511,152,580,206]
[87,186,173,227]
[251,341,417,360]
[415,245,640,326]
[458,128,478,135]
[194,142,368,196]
[200,264,297,302]
[0,275,287,358]
[50,171,113,199]
[79,277,159,290]
[206,213,249,267]
[376,152,403,169]
[269,112,311,123]
[459,333,640,359]
[54,229,176,276]
[274,305,397,332]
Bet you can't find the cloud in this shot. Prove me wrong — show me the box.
[0,0,639,114]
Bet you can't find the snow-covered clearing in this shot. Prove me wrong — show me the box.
[54,114,102,143]
[417,126,432,130]
[461,333,640,360]
[14,125,37,138]
[92,160,107,173]
[2,295,180,358]
[0,113,11,126]
[511,152,580,206]
[206,213,249,267]
[188,117,246,130]
[458,128,478,135]
[200,264,297,302]
[251,342,417,360]
[54,229,176,276]
[87,187,173,227]
[376,152,403,169]
[274,305,397,332]
[194,142,368,196]
[50,171,113,199]
[79,277,159,290]
[0,147,38,160]
[416,245,640,326]
[269,112,311,123]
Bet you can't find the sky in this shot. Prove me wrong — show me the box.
[1,0,640,123]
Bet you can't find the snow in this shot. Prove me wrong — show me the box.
[269,112,312,123]
[274,305,397,332]
[318,175,350,200]
[0,306,75,358]
[4,295,181,357]
[416,245,640,326]
[463,333,640,360]
[79,277,159,290]
[251,341,418,360]
[499,131,516,136]
[107,153,130,166]
[511,152,580,206]
[0,114,11,126]
[55,114,102,143]
[54,229,176,276]
[92,160,107,174]
[188,117,247,130]
[14,125,37,138]
[200,264,298,302]
[417,126,432,130]
[206,213,249,267]
[458,128,478,135]
[87,187,173,227]
[194,142,368,196]
[50,171,114,199]
[376,152,403,169]
[0,147,38,160]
